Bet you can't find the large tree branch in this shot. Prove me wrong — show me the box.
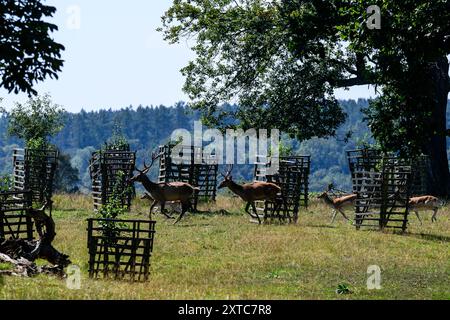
[334,76,374,88]
[328,58,358,75]
[328,52,376,88]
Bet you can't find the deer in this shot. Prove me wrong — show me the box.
[218,165,285,224]
[317,191,356,224]
[128,152,199,224]
[408,195,442,225]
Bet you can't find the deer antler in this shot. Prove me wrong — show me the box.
[221,164,234,178]
[135,152,161,175]
[135,166,144,174]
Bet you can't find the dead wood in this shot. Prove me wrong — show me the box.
[0,201,70,277]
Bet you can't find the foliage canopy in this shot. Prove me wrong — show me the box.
[0,0,64,95]
[160,0,450,154]
[3,94,65,148]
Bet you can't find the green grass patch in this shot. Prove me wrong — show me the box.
[0,263,13,271]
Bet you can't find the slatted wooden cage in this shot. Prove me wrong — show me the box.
[158,144,218,210]
[351,155,412,232]
[347,148,431,197]
[253,155,311,224]
[347,149,383,175]
[13,148,58,214]
[0,190,34,241]
[87,218,156,282]
[89,149,136,211]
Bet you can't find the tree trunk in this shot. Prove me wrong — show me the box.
[423,57,450,197]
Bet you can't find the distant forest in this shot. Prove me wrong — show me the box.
[1,100,449,193]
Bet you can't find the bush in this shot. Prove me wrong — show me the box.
[0,175,12,192]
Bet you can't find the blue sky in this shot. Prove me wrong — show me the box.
[0,0,376,113]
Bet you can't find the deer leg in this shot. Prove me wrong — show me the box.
[432,208,438,222]
[413,210,423,225]
[251,202,262,224]
[245,202,252,216]
[160,202,175,220]
[338,208,352,222]
[174,200,193,224]
[173,202,188,224]
[330,209,338,224]
[148,200,157,220]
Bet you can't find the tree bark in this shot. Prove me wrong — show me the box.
[423,57,450,197]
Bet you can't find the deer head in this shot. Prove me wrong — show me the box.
[317,191,329,200]
[128,152,159,184]
[218,164,234,189]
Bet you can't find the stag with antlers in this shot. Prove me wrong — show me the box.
[128,152,199,224]
[218,165,285,224]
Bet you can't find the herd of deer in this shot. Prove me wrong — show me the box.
[317,192,441,225]
[128,153,443,225]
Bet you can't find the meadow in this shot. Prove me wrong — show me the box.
[0,194,449,300]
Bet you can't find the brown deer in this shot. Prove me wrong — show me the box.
[318,191,356,224]
[128,153,199,224]
[218,165,284,224]
[408,195,442,224]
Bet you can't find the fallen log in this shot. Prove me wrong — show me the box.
[0,252,65,277]
[0,201,70,277]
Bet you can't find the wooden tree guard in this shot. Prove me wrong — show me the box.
[352,156,412,232]
[158,144,218,210]
[0,190,34,241]
[347,148,430,197]
[13,148,58,214]
[253,155,311,223]
[347,148,383,175]
[89,150,136,211]
[87,218,156,282]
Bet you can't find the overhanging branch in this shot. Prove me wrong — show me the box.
[334,76,374,88]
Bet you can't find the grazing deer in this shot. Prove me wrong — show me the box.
[408,195,442,224]
[318,191,356,224]
[218,165,284,224]
[128,153,199,224]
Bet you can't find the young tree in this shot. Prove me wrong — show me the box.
[0,0,64,95]
[5,93,65,148]
[54,153,80,194]
[160,0,450,196]
[105,120,130,151]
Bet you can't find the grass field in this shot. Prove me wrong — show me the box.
[0,194,449,300]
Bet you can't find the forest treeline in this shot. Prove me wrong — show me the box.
[1,100,449,193]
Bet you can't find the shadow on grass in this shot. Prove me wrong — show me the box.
[194,209,241,217]
[405,232,450,243]
[172,223,213,228]
[54,208,79,212]
[306,224,337,229]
